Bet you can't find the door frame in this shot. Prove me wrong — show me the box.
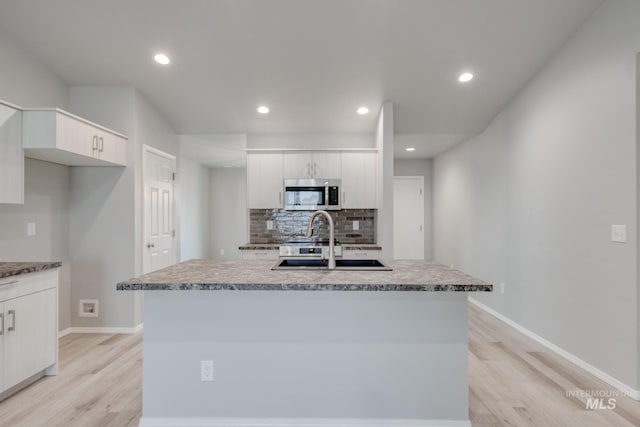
[142,144,177,274]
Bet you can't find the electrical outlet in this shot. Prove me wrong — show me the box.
[27,222,36,237]
[201,360,214,381]
[353,221,359,230]
[220,249,225,256]
[266,220,274,230]
[499,283,505,294]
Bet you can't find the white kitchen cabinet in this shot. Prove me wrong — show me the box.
[246,152,283,208]
[241,249,279,260]
[283,151,341,179]
[0,269,58,396]
[341,151,376,208]
[22,108,127,167]
[0,101,23,204]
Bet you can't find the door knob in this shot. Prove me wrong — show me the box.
[147,243,155,249]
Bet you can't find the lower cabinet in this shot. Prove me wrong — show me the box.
[0,269,58,396]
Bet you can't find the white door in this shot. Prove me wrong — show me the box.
[143,146,176,273]
[393,176,424,259]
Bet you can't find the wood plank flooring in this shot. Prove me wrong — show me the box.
[0,304,638,426]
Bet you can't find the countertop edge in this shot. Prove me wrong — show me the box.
[238,244,383,250]
[117,282,492,292]
[0,262,62,279]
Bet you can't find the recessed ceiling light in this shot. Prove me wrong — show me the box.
[257,106,269,114]
[357,106,369,115]
[154,53,170,65]
[406,147,416,152]
[458,72,474,83]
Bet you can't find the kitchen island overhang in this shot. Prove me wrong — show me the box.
[118,259,491,427]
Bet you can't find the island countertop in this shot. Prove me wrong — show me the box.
[117,259,492,292]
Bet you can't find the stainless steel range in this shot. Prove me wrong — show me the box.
[279,239,343,258]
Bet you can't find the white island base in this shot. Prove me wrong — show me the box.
[139,291,471,427]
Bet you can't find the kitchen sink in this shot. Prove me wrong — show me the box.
[272,258,392,271]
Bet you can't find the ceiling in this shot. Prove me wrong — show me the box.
[0,0,602,158]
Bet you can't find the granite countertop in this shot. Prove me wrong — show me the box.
[239,243,383,250]
[0,262,62,279]
[117,259,492,292]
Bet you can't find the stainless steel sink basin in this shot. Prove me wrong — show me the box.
[272,259,392,271]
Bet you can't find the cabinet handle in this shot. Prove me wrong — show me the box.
[92,135,98,152]
[8,310,15,332]
[307,163,311,177]
[314,163,317,177]
[0,280,18,287]
[279,191,282,204]
[99,137,104,153]
[0,313,3,336]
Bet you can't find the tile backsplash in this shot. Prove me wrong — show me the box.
[249,209,376,244]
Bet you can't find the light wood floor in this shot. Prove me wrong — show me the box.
[1,304,639,427]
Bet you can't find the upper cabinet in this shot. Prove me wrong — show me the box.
[22,109,127,167]
[247,152,283,209]
[283,151,341,179]
[0,102,24,204]
[341,151,376,209]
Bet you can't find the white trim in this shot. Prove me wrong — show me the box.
[468,297,640,400]
[58,323,143,338]
[139,418,470,427]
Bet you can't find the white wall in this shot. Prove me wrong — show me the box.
[433,0,639,390]
[0,32,72,331]
[0,31,68,109]
[394,159,433,260]
[69,87,178,328]
[209,168,247,259]
[376,103,394,260]
[0,159,72,331]
[179,157,210,261]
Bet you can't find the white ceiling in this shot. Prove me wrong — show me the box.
[0,0,602,158]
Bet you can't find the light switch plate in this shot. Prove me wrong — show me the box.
[353,221,359,230]
[611,225,627,243]
[266,220,274,230]
[27,222,36,236]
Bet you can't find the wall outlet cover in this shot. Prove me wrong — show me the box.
[353,221,359,230]
[27,222,36,237]
[611,224,627,243]
[201,360,214,381]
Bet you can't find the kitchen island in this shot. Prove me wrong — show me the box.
[118,259,491,427]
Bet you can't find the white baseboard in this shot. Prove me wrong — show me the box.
[139,419,470,427]
[58,323,143,338]
[468,297,640,400]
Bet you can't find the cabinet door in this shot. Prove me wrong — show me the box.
[96,130,126,166]
[341,152,377,208]
[57,113,93,158]
[312,152,341,179]
[0,104,23,204]
[283,152,312,179]
[3,288,57,390]
[247,152,284,208]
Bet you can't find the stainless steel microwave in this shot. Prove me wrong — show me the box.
[284,178,341,211]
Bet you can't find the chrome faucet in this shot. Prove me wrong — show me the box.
[305,210,336,270]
